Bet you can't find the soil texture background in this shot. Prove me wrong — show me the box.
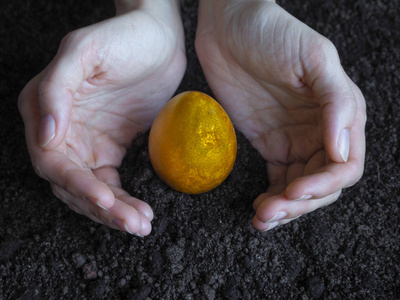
[1,0,399,299]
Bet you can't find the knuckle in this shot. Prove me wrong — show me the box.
[316,36,338,60]
[306,36,340,71]
[342,87,359,108]
[59,29,90,57]
[59,30,79,49]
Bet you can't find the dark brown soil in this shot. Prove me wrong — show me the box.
[1,0,399,299]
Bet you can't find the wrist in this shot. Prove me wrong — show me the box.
[114,0,181,16]
[199,0,276,13]
[114,0,139,15]
[197,0,276,34]
[114,0,185,51]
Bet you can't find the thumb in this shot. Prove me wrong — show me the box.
[304,39,357,163]
[37,33,88,149]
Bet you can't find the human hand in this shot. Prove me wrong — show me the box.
[18,0,186,236]
[196,0,366,231]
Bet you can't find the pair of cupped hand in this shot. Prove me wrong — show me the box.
[18,1,366,237]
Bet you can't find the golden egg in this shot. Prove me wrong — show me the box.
[148,91,237,194]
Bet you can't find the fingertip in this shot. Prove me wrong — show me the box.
[124,208,143,236]
[252,215,266,231]
[37,75,74,149]
[97,190,116,210]
[252,214,281,232]
[253,192,273,210]
[253,195,263,210]
[111,218,136,236]
[116,192,154,222]
[124,200,153,236]
[95,200,110,211]
[38,114,56,148]
[285,179,313,201]
[255,195,283,223]
[85,184,116,210]
[138,212,152,237]
[115,210,152,237]
[324,125,352,165]
[135,201,154,222]
[337,128,350,163]
[313,66,357,164]
[255,205,269,224]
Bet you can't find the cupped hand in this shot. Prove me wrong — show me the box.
[18,1,186,236]
[196,0,366,231]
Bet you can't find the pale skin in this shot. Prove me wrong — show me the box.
[196,0,366,231]
[19,0,366,235]
[18,0,187,236]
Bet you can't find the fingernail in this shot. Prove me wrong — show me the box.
[264,221,279,231]
[39,114,56,147]
[293,195,313,201]
[84,197,108,211]
[123,223,134,235]
[96,201,108,211]
[338,129,350,162]
[111,218,132,234]
[268,210,288,222]
[111,219,143,237]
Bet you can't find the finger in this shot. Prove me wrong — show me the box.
[19,76,115,210]
[252,190,341,231]
[253,162,288,210]
[285,100,366,200]
[52,183,151,236]
[118,193,154,223]
[115,194,153,236]
[93,167,154,221]
[253,192,275,210]
[42,151,115,209]
[18,74,41,134]
[284,160,361,201]
[253,214,302,232]
[302,37,358,163]
[253,162,293,210]
[108,197,152,237]
[36,30,95,150]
